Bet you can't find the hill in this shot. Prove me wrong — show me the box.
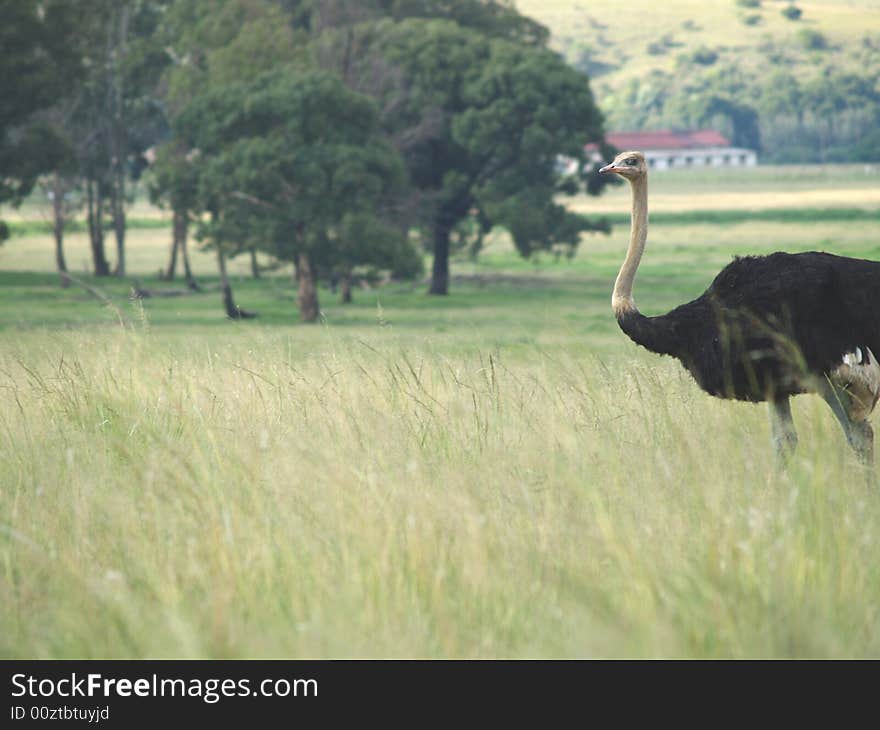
[515,0,880,162]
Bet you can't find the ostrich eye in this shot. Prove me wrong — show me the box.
[625,157,637,166]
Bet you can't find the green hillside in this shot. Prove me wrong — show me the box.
[515,0,880,162]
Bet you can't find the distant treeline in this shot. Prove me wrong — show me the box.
[0,0,617,321]
[589,26,880,164]
[606,63,880,164]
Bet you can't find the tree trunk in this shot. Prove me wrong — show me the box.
[178,212,199,290]
[428,219,451,295]
[87,178,111,276]
[51,173,70,288]
[217,247,247,319]
[296,251,320,322]
[250,247,260,278]
[110,3,130,278]
[112,181,126,277]
[340,272,352,303]
[162,209,181,280]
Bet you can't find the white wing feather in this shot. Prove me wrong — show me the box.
[831,346,880,421]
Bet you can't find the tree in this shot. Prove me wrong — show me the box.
[154,0,307,312]
[148,142,199,289]
[178,66,415,321]
[93,0,170,277]
[700,96,762,152]
[332,212,423,303]
[0,0,87,243]
[376,19,610,294]
[43,0,170,277]
[282,0,549,46]
[36,111,79,288]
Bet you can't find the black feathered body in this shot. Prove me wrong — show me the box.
[617,251,880,402]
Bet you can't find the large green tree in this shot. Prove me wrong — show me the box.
[0,0,88,243]
[178,66,417,321]
[282,0,548,45]
[375,18,610,294]
[87,0,170,277]
[153,0,306,312]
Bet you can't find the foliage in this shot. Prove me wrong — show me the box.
[282,0,550,46]
[2,0,611,300]
[796,29,827,51]
[781,4,802,21]
[161,0,306,110]
[689,47,719,66]
[177,66,416,284]
[374,18,609,292]
[604,48,880,163]
[0,0,92,240]
[148,142,198,215]
[531,0,879,165]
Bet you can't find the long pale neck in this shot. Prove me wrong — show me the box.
[612,175,648,317]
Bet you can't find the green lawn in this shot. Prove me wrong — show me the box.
[2,165,880,657]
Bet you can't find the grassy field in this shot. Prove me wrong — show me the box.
[2,165,880,657]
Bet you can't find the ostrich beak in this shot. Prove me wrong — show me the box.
[599,163,619,174]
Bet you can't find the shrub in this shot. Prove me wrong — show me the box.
[735,0,761,7]
[796,28,827,50]
[742,14,762,26]
[691,47,719,65]
[782,4,802,20]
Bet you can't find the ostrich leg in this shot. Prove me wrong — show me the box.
[818,380,874,467]
[770,397,798,463]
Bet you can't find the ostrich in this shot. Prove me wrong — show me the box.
[599,150,880,464]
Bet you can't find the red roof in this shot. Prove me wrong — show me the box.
[604,129,730,151]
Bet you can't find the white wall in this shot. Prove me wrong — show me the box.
[645,147,757,170]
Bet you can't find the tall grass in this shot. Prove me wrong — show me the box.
[2,161,878,657]
[2,329,878,657]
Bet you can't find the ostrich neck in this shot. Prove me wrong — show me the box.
[612,175,648,316]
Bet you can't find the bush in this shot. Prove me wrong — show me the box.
[741,14,762,26]
[850,129,880,162]
[796,28,827,50]
[735,0,761,7]
[691,47,719,65]
[647,34,683,56]
[782,4,802,20]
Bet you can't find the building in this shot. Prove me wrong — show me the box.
[603,129,758,170]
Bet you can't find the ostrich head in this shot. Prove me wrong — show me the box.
[599,151,647,180]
